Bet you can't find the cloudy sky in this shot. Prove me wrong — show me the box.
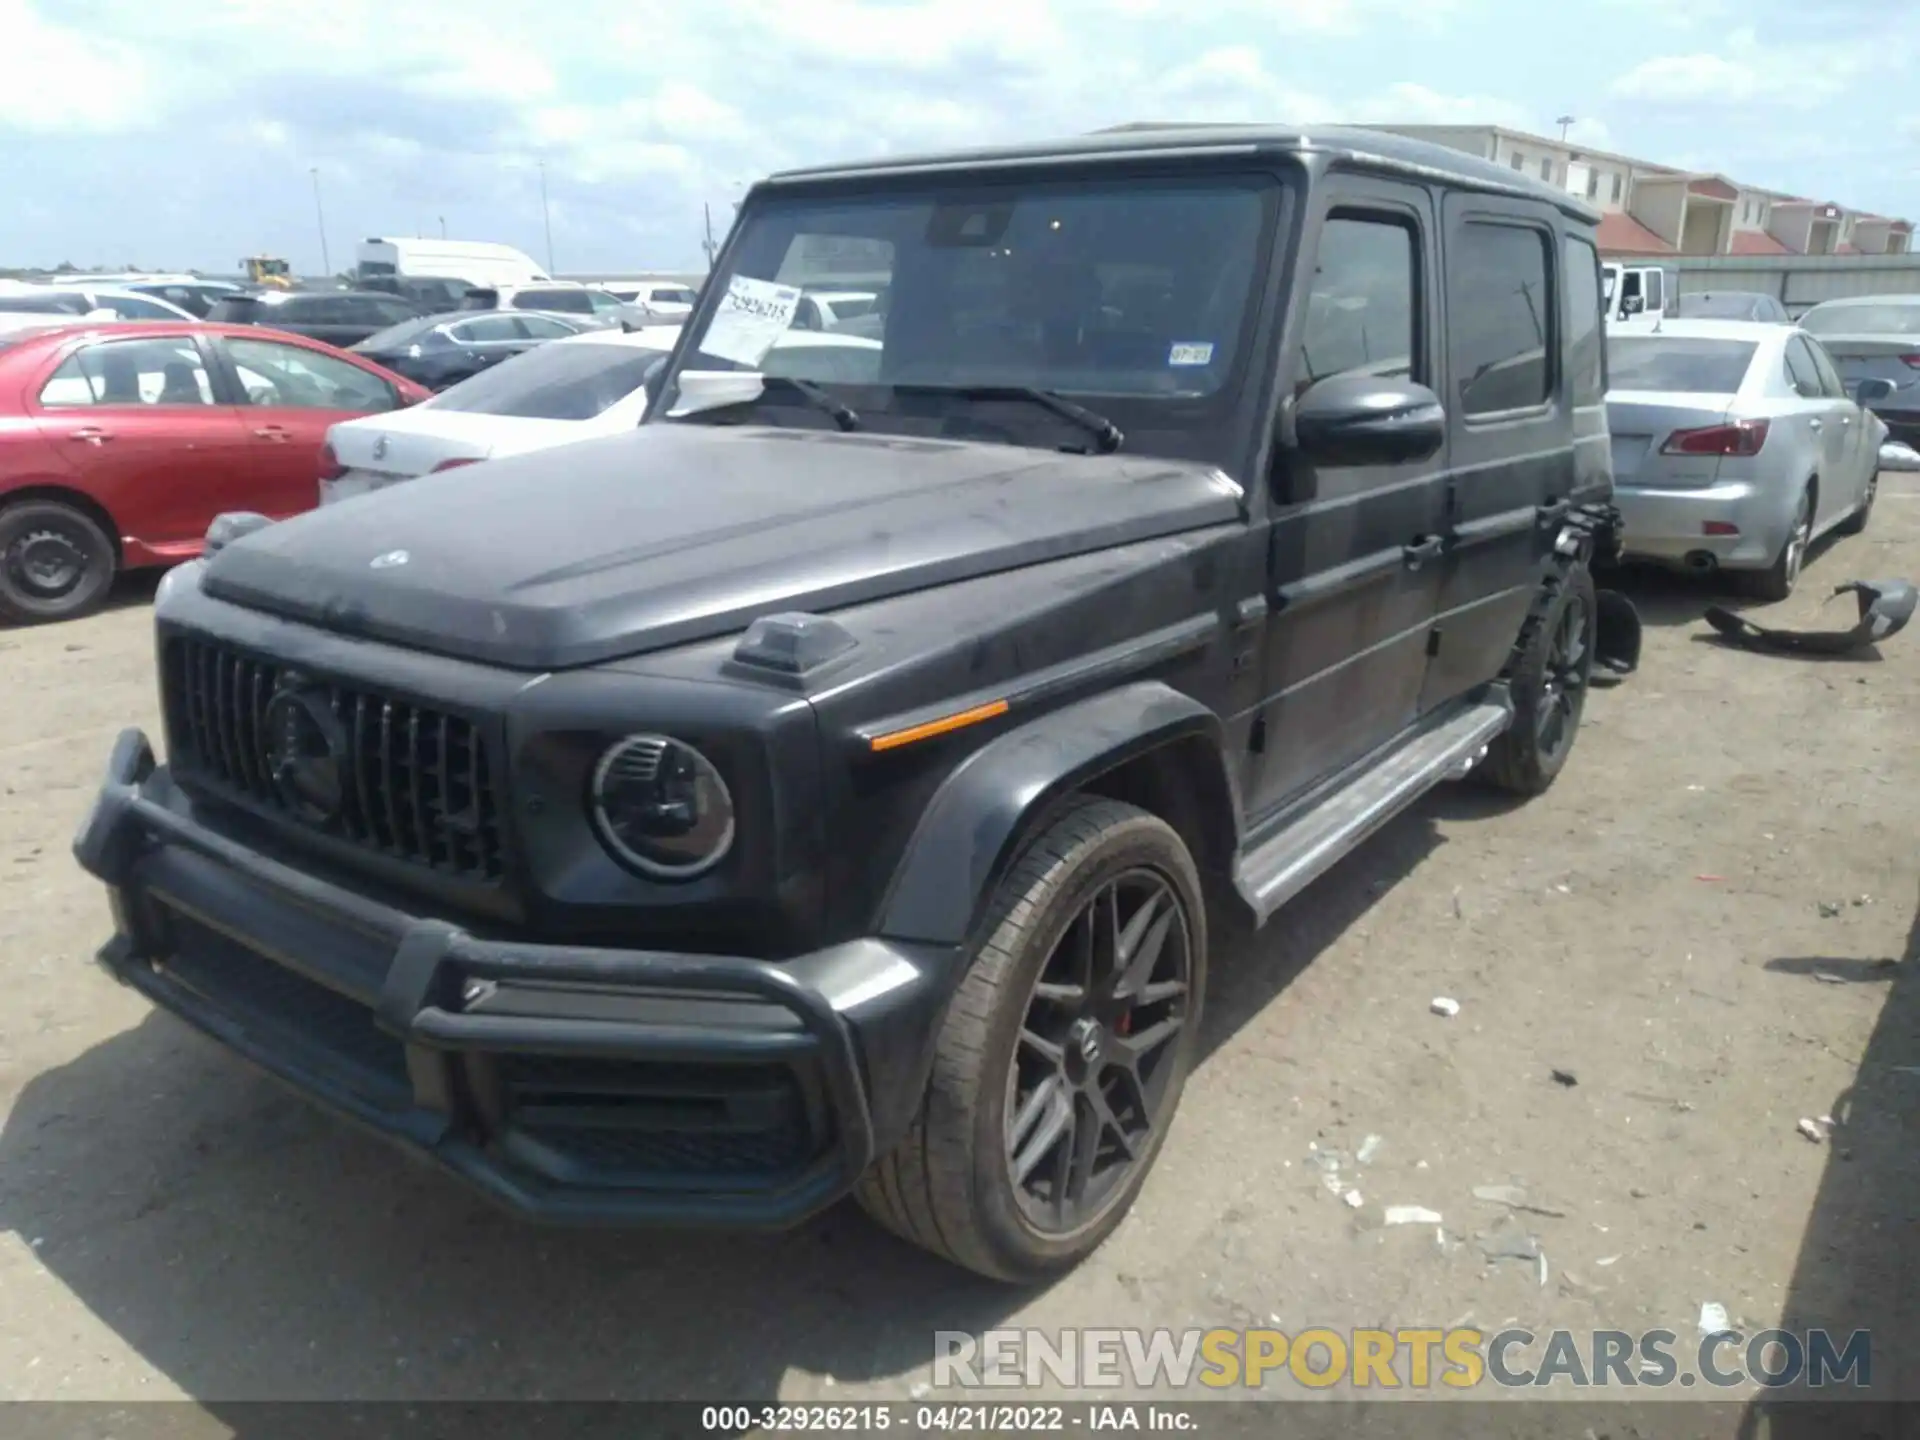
[3,0,1914,276]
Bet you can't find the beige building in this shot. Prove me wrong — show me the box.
[1374,124,1911,259]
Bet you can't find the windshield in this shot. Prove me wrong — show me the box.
[0,293,88,315]
[660,174,1278,458]
[1800,302,1920,337]
[429,340,670,420]
[1607,337,1758,393]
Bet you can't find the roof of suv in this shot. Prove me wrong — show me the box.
[765,122,1601,222]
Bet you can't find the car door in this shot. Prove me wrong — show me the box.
[28,332,255,555]
[1803,335,1871,520]
[1783,334,1853,520]
[213,334,402,517]
[1251,179,1448,815]
[1420,197,1570,710]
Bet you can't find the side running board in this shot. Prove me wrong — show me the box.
[1233,697,1514,926]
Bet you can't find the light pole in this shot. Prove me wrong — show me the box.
[1557,114,1576,142]
[309,167,331,276]
[538,162,555,273]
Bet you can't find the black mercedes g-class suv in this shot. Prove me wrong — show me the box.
[75,124,1638,1282]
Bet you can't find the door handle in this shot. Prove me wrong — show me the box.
[253,425,292,441]
[1841,416,1852,426]
[1809,419,1823,431]
[65,427,115,445]
[1402,535,1445,570]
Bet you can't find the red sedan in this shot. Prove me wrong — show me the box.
[0,321,429,623]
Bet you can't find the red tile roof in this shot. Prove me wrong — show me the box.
[1728,230,1792,256]
[1836,242,1862,255]
[1596,212,1676,255]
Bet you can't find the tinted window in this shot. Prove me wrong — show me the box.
[358,315,447,351]
[679,178,1271,400]
[1783,336,1822,397]
[656,287,697,305]
[585,290,627,313]
[206,297,264,323]
[513,288,593,314]
[39,336,214,406]
[1449,222,1552,416]
[1563,236,1603,404]
[1645,270,1664,310]
[1607,337,1758,393]
[225,337,397,411]
[1800,302,1920,336]
[452,315,524,343]
[274,296,338,323]
[515,314,577,340]
[430,341,668,419]
[1297,215,1416,392]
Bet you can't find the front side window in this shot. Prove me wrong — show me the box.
[1296,214,1417,393]
[1805,338,1847,398]
[1448,221,1553,417]
[225,337,396,411]
[452,315,524,343]
[1783,336,1822,397]
[39,337,214,406]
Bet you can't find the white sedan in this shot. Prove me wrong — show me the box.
[320,326,883,505]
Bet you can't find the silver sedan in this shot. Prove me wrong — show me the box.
[1605,319,1890,600]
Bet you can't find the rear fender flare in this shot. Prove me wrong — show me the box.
[874,681,1236,949]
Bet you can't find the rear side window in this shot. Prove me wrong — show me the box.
[430,342,668,419]
[452,315,524,343]
[1804,337,1846,397]
[1296,214,1417,392]
[1607,337,1758,393]
[1562,235,1604,404]
[1449,221,1553,416]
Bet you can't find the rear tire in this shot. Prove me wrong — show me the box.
[1836,471,1877,537]
[1480,562,1596,797]
[855,797,1207,1282]
[0,500,117,625]
[1743,486,1812,602]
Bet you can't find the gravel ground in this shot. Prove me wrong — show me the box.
[1,484,1915,1433]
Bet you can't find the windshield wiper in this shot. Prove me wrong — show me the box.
[765,376,861,432]
[894,384,1124,454]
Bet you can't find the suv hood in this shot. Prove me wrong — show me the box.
[202,423,1245,670]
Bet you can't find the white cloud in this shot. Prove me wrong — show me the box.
[0,0,154,132]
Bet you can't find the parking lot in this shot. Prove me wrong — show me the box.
[0,483,1915,1421]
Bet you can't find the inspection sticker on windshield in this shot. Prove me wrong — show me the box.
[1168,341,1215,367]
[700,275,803,368]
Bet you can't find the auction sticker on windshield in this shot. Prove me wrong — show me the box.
[700,275,803,368]
[1168,342,1214,366]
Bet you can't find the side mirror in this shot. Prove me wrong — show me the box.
[1291,374,1446,468]
[1621,295,1645,316]
[1853,377,1896,405]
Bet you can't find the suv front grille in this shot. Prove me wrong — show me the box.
[164,636,506,882]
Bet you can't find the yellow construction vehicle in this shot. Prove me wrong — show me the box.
[240,255,292,289]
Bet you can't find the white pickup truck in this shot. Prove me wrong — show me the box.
[1603,261,1677,325]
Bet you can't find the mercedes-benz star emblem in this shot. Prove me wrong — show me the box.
[264,681,348,825]
[371,435,389,461]
[370,549,409,569]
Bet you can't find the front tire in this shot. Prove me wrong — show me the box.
[0,500,117,625]
[856,797,1207,1282]
[1480,562,1597,796]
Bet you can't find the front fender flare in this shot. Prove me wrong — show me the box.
[874,682,1235,948]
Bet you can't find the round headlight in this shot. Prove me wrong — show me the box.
[589,734,735,879]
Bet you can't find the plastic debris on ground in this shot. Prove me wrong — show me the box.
[1796,1118,1825,1144]
[1342,1189,1364,1209]
[1431,996,1461,1018]
[1385,1206,1443,1226]
[1477,1215,1542,1264]
[1357,1134,1383,1165]
[1699,1302,1731,1335]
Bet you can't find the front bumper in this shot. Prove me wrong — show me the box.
[73,729,951,1227]
[1613,479,1791,570]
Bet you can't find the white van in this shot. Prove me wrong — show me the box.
[355,238,550,290]
[1603,261,1677,326]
